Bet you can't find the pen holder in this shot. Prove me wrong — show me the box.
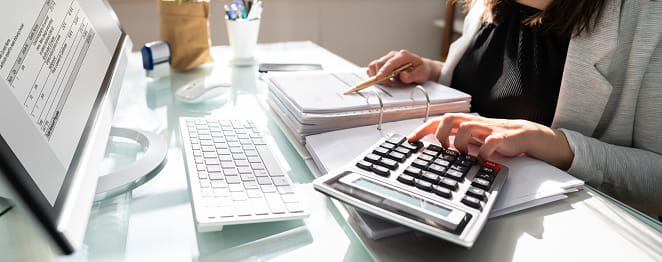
[225,18,261,65]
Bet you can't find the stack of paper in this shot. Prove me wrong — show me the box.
[305,118,584,239]
[266,70,471,143]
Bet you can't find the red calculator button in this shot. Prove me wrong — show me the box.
[482,160,500,172]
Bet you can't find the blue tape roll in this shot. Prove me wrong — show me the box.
[141,41,171,70]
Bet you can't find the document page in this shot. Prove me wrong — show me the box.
[0,0,111,205]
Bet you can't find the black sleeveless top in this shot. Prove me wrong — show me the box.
[451,2,571,126]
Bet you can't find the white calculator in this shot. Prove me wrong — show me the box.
[313,133,508,248]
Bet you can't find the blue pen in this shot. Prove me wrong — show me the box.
[227,9,237,20]
[233,1,247,19]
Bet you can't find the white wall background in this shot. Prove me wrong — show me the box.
[108,0,450,66]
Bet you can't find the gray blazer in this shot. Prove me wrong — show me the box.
[439,0,662,214]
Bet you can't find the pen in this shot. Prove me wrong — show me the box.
[343,63,414,95]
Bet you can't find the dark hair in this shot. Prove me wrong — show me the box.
[460,0,608,36]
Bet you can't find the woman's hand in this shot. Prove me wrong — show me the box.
[407,113,574,170]
[367,50,441,85]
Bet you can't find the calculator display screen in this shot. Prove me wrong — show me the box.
[353,178,451,217]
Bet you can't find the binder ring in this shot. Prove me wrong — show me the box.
[368,90,385,130]
[410,85,431,122]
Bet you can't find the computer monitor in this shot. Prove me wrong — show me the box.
[0,0,131,255]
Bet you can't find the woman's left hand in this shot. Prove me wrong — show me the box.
[407,113,574,170]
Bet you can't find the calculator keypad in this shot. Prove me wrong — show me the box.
[354,134,503,210]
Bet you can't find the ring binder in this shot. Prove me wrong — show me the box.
[411,85,431,122]
[367,90,385,131]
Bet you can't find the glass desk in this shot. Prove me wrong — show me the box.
[1,41,661,262]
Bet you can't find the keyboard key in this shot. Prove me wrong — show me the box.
[456,159,474,167]
[211,180,227,188]
[394,146,412,157]
[472,178,491,190]
[198,171,209,179]
[380,142,396,150]
[265,193,286,214]
[229,184,244,192]
[207,165,222,172]
[402,141,423,151]
[422,149,439,157]
[433,158,451,167]
[246,189,262,198]
[222,168,238,176]
[482,160,501,173]
[238,167,253,174]
[209,172,223,180]
[432,185,452,198]
[466,187,486,201]
[254,170,269,177]
[226,176,241,184]
[439,154,456,162]
[443,149,460,157]
[261,184,276,193]
[199,179,211,188]
[418,154,434,162]
[281,194,299,203]
[244,181,259,189]
[196,164,206,171]
[272,177,290,186]
[251,163,265,170]
[240,174,255,182]
[462,196,482,209]
[231,192,248,201]
[205,158,220,165]
[202,145,215,152]
[257,177,272,185]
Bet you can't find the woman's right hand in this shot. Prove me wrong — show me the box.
[367,50,441,85]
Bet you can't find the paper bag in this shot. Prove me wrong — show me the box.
[158,0,213,71]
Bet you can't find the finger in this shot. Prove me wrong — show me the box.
[435,114,471,148]
[478,134,503,162]
[376,50,418,79]
[370,51,397,76]
[453,121,491,154]
[407,118,442,142]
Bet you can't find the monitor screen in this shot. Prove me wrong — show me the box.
[0,0,129,254]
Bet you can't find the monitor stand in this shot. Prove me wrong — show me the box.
[94,127,167,201]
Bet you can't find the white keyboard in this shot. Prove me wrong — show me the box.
[179,117,308,232]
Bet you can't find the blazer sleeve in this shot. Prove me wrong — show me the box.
[560,128,662,213]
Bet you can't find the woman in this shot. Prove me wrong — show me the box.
[367,0,662,215]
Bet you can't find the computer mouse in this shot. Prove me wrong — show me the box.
[175,78,231,103]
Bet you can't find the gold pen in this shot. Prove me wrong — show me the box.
[343,63,414,95]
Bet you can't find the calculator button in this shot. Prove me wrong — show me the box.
[482,160,501,172]
[439,154,457,162]
[417,154,434,162]
[373,147,390,157]
[466,187,486,201]
[471,178,491,190]
[475,172,494,182]
[364,153,381,164]
[387,151,406,162]
[421,172,441,184]
[462,196,482,209]
[426,144,443,152]
[394,146,412,157]
[386,134,406,145]
[445,169,464,181]
[401,141,422,151]
[414,179,433,191]
[356,160,372,171]
[450,164,469,173]
[371,165,390,177]
[479,166,497,176]
[433,158,451,167]
[439,177,459,191]
[397,174,415,185]
[412,159,429,169]
[380,142,396,150]
[379,158,399,170]
[432,185,452,198]
[404,166,422,178]
[443,149,460,157]
[427,164,447,175]
[459,154,478,164]
[422,149,439,157]
[456,159,473,167]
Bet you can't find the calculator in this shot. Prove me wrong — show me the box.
[313,133,508,248]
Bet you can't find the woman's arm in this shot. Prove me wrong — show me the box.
[561,129,662,214]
